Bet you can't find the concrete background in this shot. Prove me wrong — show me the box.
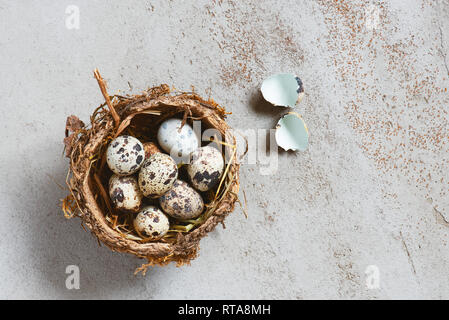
[0,0,448,299]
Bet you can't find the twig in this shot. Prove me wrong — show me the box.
[93,172,114,215]
[93,69,120,128]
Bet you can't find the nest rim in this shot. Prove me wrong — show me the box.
[63,78,241,271]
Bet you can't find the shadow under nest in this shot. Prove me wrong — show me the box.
[62,74,241,274]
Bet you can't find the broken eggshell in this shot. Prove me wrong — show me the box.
[275,112,309,151]
[260,73,304,107]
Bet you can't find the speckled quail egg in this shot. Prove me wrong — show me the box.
[187,146,224,191]
[157,118,199,158]
[133,206,170,240]
[106,135,145,175]
[143,142,161,159]
[138,153,178,198]
[108,174,143,213]
[159,180,204,219]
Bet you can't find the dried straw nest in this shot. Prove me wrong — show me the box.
[62,70,242,274]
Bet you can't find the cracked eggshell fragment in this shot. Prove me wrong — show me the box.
[260,73,304,107]
[275,112,309,151]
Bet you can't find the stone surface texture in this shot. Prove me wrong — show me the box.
[0,0,448,299]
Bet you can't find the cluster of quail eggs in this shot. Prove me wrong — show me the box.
[105,118,224,241]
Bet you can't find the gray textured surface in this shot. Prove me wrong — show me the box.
[0,0,448,299]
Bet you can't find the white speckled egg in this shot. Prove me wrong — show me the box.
[157,118,199,158]
[106,135,145,175]
[108,174,143,213]
[138,153,178,198]
[133,206,170,240]
[187,146,224,191]
[159,180,204,219]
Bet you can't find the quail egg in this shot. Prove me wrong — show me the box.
[143,142,161,159]
[187,146,224,191]
[108,174,143,213]
[138,153,178,198]
[159,180,204,219]
[157,118,199,158]
[133,206,170,240]
[106,135,145,175]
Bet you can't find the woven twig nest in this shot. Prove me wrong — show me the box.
[62,71,240,273]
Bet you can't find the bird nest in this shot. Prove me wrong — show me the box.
[62,70,241,274]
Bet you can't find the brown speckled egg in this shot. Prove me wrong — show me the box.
[108,174,143,213]
[138,153,178,198]
[106,135,145,176]
[133,206,169,240]
[187,146,224,191]
[143,142,161,159]
[159,180,204,219]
